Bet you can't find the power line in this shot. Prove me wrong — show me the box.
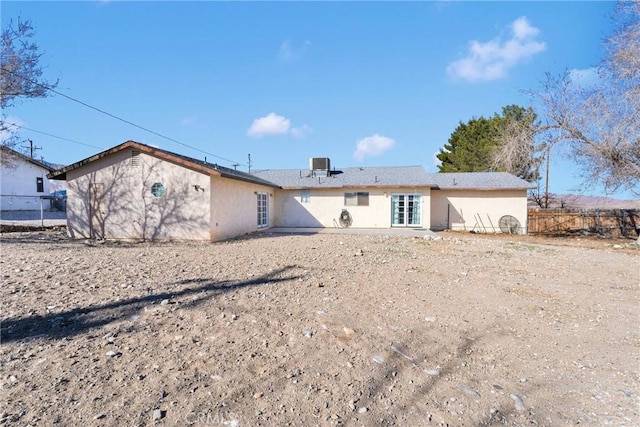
[5,122,105,149]
[2,68,247,166]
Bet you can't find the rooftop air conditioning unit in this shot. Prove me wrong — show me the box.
[310,157,330,171]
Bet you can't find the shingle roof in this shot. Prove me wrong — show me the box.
[1,145,55,172]
[252,166,434,189]
[47,142,535,191]
[252,167,535,190]
[47,141,278,188]
[428,172,536,190]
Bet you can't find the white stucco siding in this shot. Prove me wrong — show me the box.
[274,187,431,228]
[0,152,52,211]
[66,149,211,240]
[430,189,529,233]
[210,177,274,241]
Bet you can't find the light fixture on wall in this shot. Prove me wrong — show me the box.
[193,184,205,192]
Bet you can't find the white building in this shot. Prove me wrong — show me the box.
[1,146,56,211]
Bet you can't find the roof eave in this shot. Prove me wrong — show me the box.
[1,146,55,173]
[435,186,535,191]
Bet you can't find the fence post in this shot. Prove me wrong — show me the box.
[40,197,44,227]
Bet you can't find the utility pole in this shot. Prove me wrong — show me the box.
[22,139,42,159]
[247,154,252,174]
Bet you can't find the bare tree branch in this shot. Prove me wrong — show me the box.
[1,17,58,164]
[525,1,639,197]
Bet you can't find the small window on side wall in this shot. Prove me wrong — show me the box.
[36,177,44,193]
[344,192,369,206]
[301,189,310,203]
[151,182,165,198]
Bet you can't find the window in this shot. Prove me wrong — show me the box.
[257,192,268,227]
[301,189,310,203]
[344,192,369,206]
[36,177,44,193]
[151,182,165,198]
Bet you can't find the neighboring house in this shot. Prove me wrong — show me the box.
[1,145,55,211]
[47,141,535,241]
[47,141,277,240]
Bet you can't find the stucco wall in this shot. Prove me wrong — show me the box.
[430,189,529,234]
[274,187,431,228]
[210,177,275,241]
[1,152,52,211]
[66,149,211,240]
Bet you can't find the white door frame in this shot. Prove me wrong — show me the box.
[391,193,422,227]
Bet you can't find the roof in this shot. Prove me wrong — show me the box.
[46,141,278,188]
[252,167,535,191]
[1,145,55,172]
[45,142,534,191]
[251,166,435,189]
[428,172,536,190]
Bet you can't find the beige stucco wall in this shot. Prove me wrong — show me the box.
[430,189,529,233]
[210,177,275,241]
[66,148,211,240]
[274,187,431,228]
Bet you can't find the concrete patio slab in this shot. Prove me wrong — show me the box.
[263,227,441,238]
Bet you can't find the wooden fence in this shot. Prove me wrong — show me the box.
[528,208,640,237]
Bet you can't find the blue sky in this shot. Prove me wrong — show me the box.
[2,1,631,198]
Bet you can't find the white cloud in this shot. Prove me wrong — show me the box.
[432,150,442,169]
[447,16,546,82]
[290,124,313,139]
[568,67,599,87]
[246,113,311,139]
[278,39,311,61]
[353,134,396,161]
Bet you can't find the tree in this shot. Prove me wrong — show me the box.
[1,18,57,155]
[437,105,540,180]
[525,1,639,197]
[492,105,541,181]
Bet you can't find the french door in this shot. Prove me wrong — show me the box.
[257,192,268,228]
[391,194,422,227]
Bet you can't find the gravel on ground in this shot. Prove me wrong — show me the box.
[1,230,638,426]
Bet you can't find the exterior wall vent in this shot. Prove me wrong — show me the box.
[131,150,140,167]
[310,157,330,171]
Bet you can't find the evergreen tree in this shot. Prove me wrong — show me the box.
[437,105,540,180]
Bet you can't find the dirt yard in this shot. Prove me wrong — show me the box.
[1,230,638,426]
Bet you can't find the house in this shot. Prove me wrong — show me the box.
[253,165,436,229]
[47,141,535,241]
[47,141,277,240]
[1,145,55,211]
[253,166,534,233]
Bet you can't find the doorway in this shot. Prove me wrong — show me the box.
[391,194,422,227]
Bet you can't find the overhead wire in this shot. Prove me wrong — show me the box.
[1,68,247,166]
[3,122,105,149]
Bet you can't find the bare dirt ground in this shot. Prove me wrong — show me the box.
[1,230,638,426]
